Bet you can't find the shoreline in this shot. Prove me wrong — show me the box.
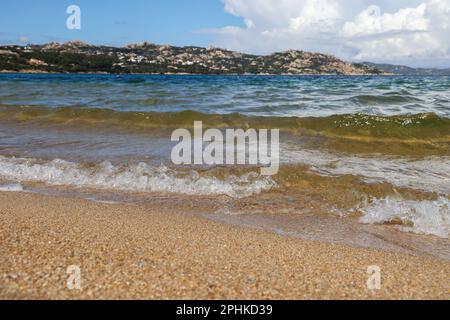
[1,191,448,299]
[0,70,396,76]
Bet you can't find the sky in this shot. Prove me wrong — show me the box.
[1,0,449,68]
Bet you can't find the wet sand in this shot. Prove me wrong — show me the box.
[0,191,449,299]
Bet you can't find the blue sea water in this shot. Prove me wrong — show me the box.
[0,73,449,117]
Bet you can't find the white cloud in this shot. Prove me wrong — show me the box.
[340,1,450,64]
[210,0,450,67]
[340,4,428,38]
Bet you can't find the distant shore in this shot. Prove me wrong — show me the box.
[1,191,448,299]
[0,70,395,76]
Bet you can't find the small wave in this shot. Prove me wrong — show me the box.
[350,94,422,105]
[116,77,147,84]
[281,148,450,194]
[359,197,450,238]
[0,105,448,142]
[0,156,275,198]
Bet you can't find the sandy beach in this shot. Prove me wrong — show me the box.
[0,191,448,300]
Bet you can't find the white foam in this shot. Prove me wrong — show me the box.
[359,197,450,238]
[281,147,450,238]
[0,156,275,198]
[0,183,24,192]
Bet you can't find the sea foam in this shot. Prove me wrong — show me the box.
[359,197,450,238]
[0,156,275,198]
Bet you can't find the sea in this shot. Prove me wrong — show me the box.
[0,73,448,255]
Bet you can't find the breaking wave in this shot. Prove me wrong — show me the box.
[359,197,450,238]
[0,156,276,198]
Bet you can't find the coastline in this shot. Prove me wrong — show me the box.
[0,70,395,76]
[1,191,448,300]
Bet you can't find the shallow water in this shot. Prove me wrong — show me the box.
[0,73,449,240]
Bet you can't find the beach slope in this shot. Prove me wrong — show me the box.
[0,192,448,299]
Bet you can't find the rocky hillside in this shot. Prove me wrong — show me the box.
[362,62,450,76]
[0,41,384,75]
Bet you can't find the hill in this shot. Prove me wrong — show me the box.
[362,62,450,76]
[0,41,384,75]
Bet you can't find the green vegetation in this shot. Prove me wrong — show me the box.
[0,42,384,75]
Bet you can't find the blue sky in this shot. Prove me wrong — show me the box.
[1,0,449,67]
[0,0,243,47]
